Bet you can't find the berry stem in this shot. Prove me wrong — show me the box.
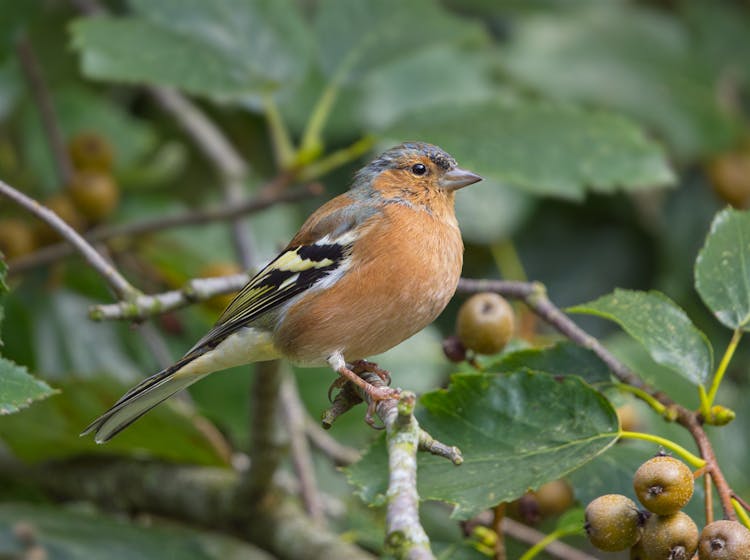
[614,383,668,417]
[490,240,527,282]
[704,328,743,415]
[518,527,581,560]
[619,431,706,468]
[296,136,375,182]
[732,498,750,530]
[263,95,296,170]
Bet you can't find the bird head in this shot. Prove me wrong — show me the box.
[352,143,482,204]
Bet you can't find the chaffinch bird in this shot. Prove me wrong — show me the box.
[83,142,482,443]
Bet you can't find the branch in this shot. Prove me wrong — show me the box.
[322,378,463,466]
[8,182,322,275]
[280,372,325,524]
[148,86,259,267]
[240,360,286,505]
[306,417,361,466]
[15,35,74,185]
[383,391,433,560]
[148,87,248,181]
[457,277,738,521]
[1,456,375,560]
[88,272,250,321]
[0,179,139,301]
[323,372,465,559]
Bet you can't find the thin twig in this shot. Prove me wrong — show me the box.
[280,372,326,524]
[492,503,507,560]
[239,360,286,504]
[706,472,714,525]
[148,87,248,181]
[148,87,256,267]
[305,417,361,466]
[732,492,750,513]
[8,183,323,275]
[88,272,251,321]
[457,277,739,521]
[321,379,463,465]
[15,36,74,185]
[382,390,433,560]
[0,179,139,300]
[502,519,597,560]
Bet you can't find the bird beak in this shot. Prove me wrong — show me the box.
[439,167,483,191]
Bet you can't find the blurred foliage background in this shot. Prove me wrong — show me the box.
[1,0,750,558]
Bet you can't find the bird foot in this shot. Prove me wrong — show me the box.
[349,359,392,386]
[363,385,400,429]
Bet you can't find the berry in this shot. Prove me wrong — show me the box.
[634,455,694,515]
[707,151,750,208]
[0,219,36,259]
[456,292,514,355]
[585,494,643,552]
[617,403,641,432]
[698,520,750,560]
[640,511,699,560]
[441,335,466,363]
[68,171,119,222]
[68,131,114,172]
[35,194,84,244]
[532,479,575,518]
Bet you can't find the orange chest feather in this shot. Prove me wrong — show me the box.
[274,204,464,364]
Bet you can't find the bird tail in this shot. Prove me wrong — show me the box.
[81,356,208,444]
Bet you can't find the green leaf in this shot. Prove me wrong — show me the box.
[346,371,618,519]
[378,99,674,199]
[71,0,311,97]
[489,341,612,385]
[0,377,230,466]
[0,503,273,560]
[0,358,56,415]
[502,4,739,158]
[314,0,486,80]
[570,289,713,386]
[695,208,750,330]
[358,45,497,129]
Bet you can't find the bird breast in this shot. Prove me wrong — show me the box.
[274,204,463,366]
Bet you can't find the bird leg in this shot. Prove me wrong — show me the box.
[349,359,392,386]
[326,353,399,427]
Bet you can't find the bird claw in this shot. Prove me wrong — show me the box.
[327,376,349,403]
[365,402,385,430]
[350,360,392,386]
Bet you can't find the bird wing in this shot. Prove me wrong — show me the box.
[186,196,377,356]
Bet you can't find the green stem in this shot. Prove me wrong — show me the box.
[298,46,362,160]
[490,239,527,281]
[298,81,340,160]
[619,431,706,468]
[699,384,711,420]
[518,527,580,560]
[705,328,743,410]
[732,498,750,530]
[614,383,668,416]
[263,95,296,169]
[296,136,375,182]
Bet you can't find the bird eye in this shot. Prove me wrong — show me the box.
[411,163,427,176]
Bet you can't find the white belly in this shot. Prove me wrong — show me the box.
[176,327,282,377]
